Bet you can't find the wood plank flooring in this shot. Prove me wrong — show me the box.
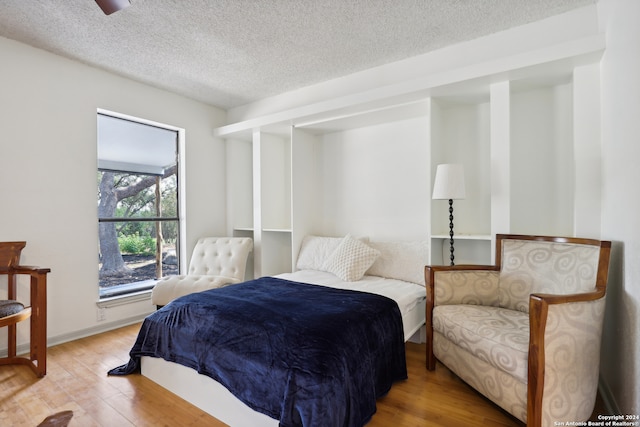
[0,323,606,426]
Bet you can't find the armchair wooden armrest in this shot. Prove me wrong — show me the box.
[425,264,500,370]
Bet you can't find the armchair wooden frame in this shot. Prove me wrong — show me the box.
[0,241,50,377]
[425,234,611,427]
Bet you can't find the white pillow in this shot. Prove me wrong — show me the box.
[296,235,369,271]
[366,241,429,286]
[296,235,344,271]
[321,234,380,281]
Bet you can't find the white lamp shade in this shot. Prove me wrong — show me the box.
[95,0,131,15]
[432,164,466,200]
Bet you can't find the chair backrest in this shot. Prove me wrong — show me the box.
[0,241,26,269]
[187,237,253,281]
[496,234,608,313]
[0,242,30,324]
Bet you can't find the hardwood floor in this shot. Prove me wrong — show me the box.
[0,323,606,426]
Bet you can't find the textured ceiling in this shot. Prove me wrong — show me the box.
[0,0,595,109]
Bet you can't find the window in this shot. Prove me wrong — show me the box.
[97,111,181,298]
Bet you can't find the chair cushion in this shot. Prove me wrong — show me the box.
[0,300,25,318]
[433,305,530,382]
[151,275,240,306]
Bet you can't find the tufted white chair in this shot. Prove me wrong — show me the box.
[151,237,253,307]
[425,234,611,427]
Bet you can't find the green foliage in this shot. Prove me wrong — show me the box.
[118,234,156,255]
[117,214,155,237]
[99,170,179,257]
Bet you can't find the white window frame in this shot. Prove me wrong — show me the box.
[96,108,187,302]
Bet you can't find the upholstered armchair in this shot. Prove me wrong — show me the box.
[425,234,611,427]
[151,237,253,307]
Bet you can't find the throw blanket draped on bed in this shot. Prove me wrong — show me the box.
[108,277,407,427]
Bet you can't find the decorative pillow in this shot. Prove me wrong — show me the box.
[321,234,380,281]
[366,241,429,286]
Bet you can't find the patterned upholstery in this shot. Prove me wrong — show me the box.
[498,240,601,312]
[434,331,529,421]
[433,270,500,307]
[433,305,530,382]
[151,237,253,306]
[541,299,606,423]
[426,234,611,427]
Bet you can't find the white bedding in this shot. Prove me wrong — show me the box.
[277,270,425,339]
[277,270,424,312]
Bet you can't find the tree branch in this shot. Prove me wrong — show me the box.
[114,165,177,201]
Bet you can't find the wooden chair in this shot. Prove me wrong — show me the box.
[0,241,50,377]
[425,234,611,426]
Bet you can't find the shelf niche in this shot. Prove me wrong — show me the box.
[222,51,602,272]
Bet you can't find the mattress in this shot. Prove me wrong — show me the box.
[276,270,426,341]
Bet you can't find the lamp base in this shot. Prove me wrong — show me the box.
[448,199,455,266]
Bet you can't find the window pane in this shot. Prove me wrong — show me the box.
[97,113,177,175]
[98,220,179,295]
[97,171,178,219]
[97,112,181,297]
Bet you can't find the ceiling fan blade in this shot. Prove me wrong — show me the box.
[95,0,131,15]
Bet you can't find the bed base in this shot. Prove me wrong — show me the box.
[141,298,425,426]
[141,356,278,426]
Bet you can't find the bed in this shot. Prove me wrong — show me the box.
[109,235,427,427]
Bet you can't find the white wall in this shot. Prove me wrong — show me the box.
[319,117,429,241]
[598,0,640,414]
[0,36,227,346]
[510,83,574,235]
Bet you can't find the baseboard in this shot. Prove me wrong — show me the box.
[1,314,147,357]
[599,376,621,415]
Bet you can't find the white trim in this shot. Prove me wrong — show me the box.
[216,35,605,137]
[97,108,183,132]
[97,289,153,308]
[178,127,188,274]
[2,314,147,357]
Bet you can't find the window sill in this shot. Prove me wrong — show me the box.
[97,279,157,308]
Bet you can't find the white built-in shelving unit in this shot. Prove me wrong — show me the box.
[219,32,605,277]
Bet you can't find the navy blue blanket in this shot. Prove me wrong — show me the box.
[108,277,407,427]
